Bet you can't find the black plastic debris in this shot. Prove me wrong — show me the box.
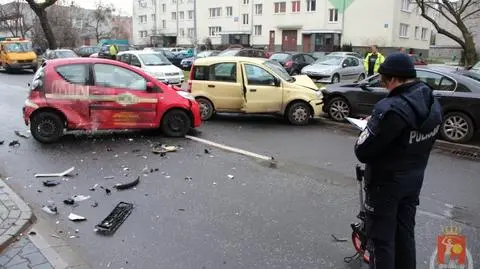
[106,148,113,152]
[0,140,4,145]
[43,180,60,187]
[95,202,134,235]
[178,209,185,211]
[14,131,30,139]
[29,231,36,235]
[331,234,348,242]
[8,140,20,147]
[204,149,210,154]
[91,202,98,208]
[63,198,75,205]
[185,177,192,183]
[101,186,112,195]
[114,176,140,190]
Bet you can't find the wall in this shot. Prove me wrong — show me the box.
[392,2,432,50]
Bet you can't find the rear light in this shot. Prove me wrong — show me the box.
[285,60,293,68]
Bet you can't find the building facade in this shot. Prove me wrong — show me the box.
[133,0,434,54]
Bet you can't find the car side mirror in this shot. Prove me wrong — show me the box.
[146,81,155,91]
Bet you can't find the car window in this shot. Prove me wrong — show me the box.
[131,55,142,66]
[304,54,316,64]
[349,57,360,66]
[162,50,175,58]
[118,54,130,64]
[244,64,276,86]
[294,55,305,63]
[93,64,147,91]
[55,64,89,85]
[208,63,237,82]
[193,65,207,80]
[238,50,250,57]
[416,70,455,91]
[253,50,265,58]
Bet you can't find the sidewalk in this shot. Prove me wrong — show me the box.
[0,236,54,269]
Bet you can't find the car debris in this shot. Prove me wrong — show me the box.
[72,195,91,202]
[0,140,4,145]
[68,213,87,222]
[42,205,58,215]
[89,184,99,191]
[104,176,115,179]
[227,174,235,179]
[331,234,348,242]
[152,144,177,155]
[43,180,61,187]
[114,176,140,190]
[63,199,75,205]
[35,167,75,178]
[14,130,30,139]
[204,148,210,154]
[91,202,99,208]
[95,202,134,235]
[29,231,37,235]
[8,140,20,147]
[100,186,112,195]
[51,234,61,239]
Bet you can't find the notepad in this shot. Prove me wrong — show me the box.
[346,117,367,131]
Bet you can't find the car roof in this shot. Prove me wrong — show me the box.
[118,50,162,55]
[43,57,129,66]
[194,56,267,65]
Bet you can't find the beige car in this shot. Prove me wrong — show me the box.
[186,56,323,125]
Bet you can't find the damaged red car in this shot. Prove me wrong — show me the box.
[23,57,201,143]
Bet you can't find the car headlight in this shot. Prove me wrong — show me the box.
[315,91,323,99]
[176,90,195,100]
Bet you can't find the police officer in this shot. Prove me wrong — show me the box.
[354,52,442,269]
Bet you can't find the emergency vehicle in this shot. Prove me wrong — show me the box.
[0,37,38,72]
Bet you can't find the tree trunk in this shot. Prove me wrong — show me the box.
[464,35,478,67]
[36,9,57,49]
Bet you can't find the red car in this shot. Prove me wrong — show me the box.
[23,57,201,143]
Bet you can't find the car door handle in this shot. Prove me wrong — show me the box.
[250,89,257,92]
[207,84,215,88]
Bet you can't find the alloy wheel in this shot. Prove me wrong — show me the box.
[443,115,469,141]
[329,100,350,121]
[292,106,308,123]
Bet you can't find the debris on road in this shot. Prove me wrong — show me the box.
[43,180,61,187]
[227,174,235,179]
[95,202,134,235]
[89,184,99,191]
[152,144,178,155]
[68,213,87,222]
[14,130,30,139]
[104,176,115,179]
[63,199,75,205]
[72,195,91,202]
[51,234,61,239]
[185,177,192,183]
[35,167,75,178]
[114,176,140,190]
[204,148,210,154]
[42,205,58,215]
[0,140,4,145]
[91,202,98,208]
[8,140,20,147]
[101,186,112,195]
[331,234,348,242]
[29,231,36,235]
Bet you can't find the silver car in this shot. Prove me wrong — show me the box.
[301,55,366,84]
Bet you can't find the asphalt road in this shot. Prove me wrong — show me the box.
[0,70,479,268]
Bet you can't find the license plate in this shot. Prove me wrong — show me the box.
[169,79,180,84]
[22,65,31,68]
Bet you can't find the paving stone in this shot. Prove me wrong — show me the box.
[5,254,27,267]
[0,221,14,229]
[19,242,40,256]
[31,262,55,269]
[22,251,48,266]
[0,194,11,202]
[6,261,29,269]
[2,200,16,208]
[7,210,20,220]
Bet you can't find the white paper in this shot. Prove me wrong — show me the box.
[346,117,367,131]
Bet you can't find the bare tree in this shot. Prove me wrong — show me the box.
[86,2,115,42]
[414,0,480,66]
[25,0,58,49]
[0,1,32,38]
[110,16,131,40]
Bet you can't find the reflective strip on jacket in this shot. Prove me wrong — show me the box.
[363,52,385,73]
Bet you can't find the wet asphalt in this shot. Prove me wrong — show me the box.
[0,70,478,268]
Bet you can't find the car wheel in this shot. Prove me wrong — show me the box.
[440,112,475,143]
[358,73,365,81]
[196,97,215,121]
[287,101,311,125]
[30,111,65,143]
[332,74,340,84]
[161,109,192,137]
[327,97,350,122]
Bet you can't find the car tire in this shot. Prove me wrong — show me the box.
[196,97,215,121]
[358,73,365,81]
[332,74,340,84]
[286,101,311,126]
[326,96,351,122]
[440,112,475,144]
[30,111,65,144]
[161,109,192,137]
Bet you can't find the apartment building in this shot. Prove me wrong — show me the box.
[133,0,434,54]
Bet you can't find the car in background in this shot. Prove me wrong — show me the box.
[409,54,427,65]
[309,51,328,60]
[301,54,366,84]
[91,44,133,58]
[23,57,201,143]
[321,68,480,143]
[454,69,480,82]
[117,50,184,85]
[74,46,100,57]
[328,51,363,59]
[143,47,184,68]
[180,50,220,70]
[39,49,78,66]
[188,56,323,125]
[269,52,317,75]
[217,48,269,58]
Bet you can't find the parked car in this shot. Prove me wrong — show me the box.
[187,56,323,125]
[321,68,480,143]
[23,57,201,143]
[217,48,269,58]
[454,69,480,82]
[309,51,328,60]
[180,50,220,70]
[269,52,317,75]
[143,47,184,68]
[409,54,427,65]
[39,49,78,66]
[328,51,363,59]
[301,54,366,84]
[74,46,100,57]
[117,50,184,85]
[94,44,132,58]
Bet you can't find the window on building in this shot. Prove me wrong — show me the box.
[421,28,428,40]
[292,1,300,12]
[139,15,147,23]
[188,28,195,38]
[139,31,148,38]
[243,0,249,4]
[329,8,338,22]
[274,2,286,13]
[307,0,316,11]
[172,12,177,20]
[209,7,221,17]
[180,28,185,36]
[208,26,222,36]
[172,0,176,3]
[242,14,249,24]
[162,20,166,28]
[254,25,262,36]
[401,0,410,11]
[226,6,233,16]
[414,26,419,39]
[151,14,156,22]
[179,11,184,19]
[188,10,194,19]
[399,23,409,37]
[255,4,262,14]
[430,32,436,45]
[162,3,166,12]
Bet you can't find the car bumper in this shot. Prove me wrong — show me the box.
[157,76,185,85]
[303,74,332,83]
[8,62,36,69]
[190,100,202,128]
[309,100,323,118]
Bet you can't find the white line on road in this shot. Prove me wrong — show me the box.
[185,135,274,162]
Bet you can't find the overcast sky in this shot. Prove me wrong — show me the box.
[0,0,133,15]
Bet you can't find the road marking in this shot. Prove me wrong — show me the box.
[185,135,274,162]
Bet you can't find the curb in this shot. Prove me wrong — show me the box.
[320,118,480,154]
[0,180,36,253]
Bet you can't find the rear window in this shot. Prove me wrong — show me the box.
[270,53,290,61]
[192,63,237,82]
[193,65,207,80]
[55,64,89,84]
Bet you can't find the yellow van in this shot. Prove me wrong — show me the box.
[0,37,37,73]
[187,56,323,125]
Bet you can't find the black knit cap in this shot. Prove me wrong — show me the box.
[378,52,416,78]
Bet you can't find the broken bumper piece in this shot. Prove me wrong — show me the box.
[95,202,133,235]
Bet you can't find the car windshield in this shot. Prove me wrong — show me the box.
[218,49,240,56]
[56,50,77,58]
[117,45,129,52]
[264,60,293,82]
[4,41,32,52]
[270,53,290,62]
[315,55,343,65]
[138,53,171,65]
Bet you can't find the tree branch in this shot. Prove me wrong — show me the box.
[462,8,480,20]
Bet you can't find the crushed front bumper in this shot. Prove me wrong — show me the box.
[309,100,323,118]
